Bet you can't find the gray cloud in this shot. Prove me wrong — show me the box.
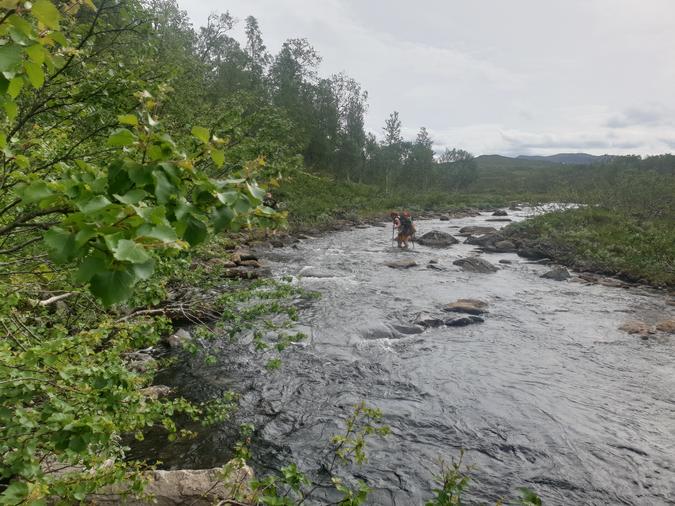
[606,105,674,129]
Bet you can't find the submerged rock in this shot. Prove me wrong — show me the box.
[458,226,498,236]
[541,266,571,281]
[655,319,675,334]
[417,230,459,247]
[445,315,484,327]
[413,312,445,328]
[453,257,498,273]
[494,240,516,252]
[499,259,513,264]
[166,328,192,349]
[492,210,508,216]
[439,215,450,221]
[94,461,254,505]
[385,259,417,269]
[445,299,489,315]
[618,321,652,335]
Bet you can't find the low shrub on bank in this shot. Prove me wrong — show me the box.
[506,207,674,287]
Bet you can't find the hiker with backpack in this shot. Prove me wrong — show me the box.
[390,211,416,248]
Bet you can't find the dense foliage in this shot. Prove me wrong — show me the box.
[0,0,671,503]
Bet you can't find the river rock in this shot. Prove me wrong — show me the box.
[445,315,484,326]
[486,218,512,222]
[166,328,192,349]
[458,226,498,236]
[492,210,508,216]
[125,352,156,373]
[439,215,450,221]
[618,321,652,335]
[385,259,417,269]
[224,266,270,279]
[444,299,488,315]
[655,319,675,334]
[413,312,445,328]
[541,266,571,281]
[453,257,498,273]
[427,263,446,271]
[494,240,516,252]
[140,385,173,399]
[416,230,459,247]
[94,461,254,505]
[238,259,261,268]
[509,206,522,211]
[499,259,513,264]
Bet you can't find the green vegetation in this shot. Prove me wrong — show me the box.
[0,0,671,503]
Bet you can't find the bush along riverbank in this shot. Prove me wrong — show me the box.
[500,207,675,289]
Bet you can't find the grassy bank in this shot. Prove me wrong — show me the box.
[504,207,674,287]
[275,170,548,228]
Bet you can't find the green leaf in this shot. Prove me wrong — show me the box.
[3,99,18,121]
[132,259,155,280]
[213,207,235,232]
[191,125,210,144]
[0,45,22,76]
[21,181,53,203]
[210,149,225,167]
[153,171,174,204]
[107,128,136,147]
[8,75,24,98]
[137,224,177,243]
[75,255,107,283]
[114,189,146,204]
[24,61,45,89]
[44,228,77,263]
[90,269,135,306]
[32,0,61,29]
[25,44,46,65]
[118,114,138,126]
[182,216,207,246]
[9,14,34,38]
[77,195,111,213]
[2,481,29,504]
[112,239,151,264]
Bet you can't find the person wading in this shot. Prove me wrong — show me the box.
[390,211,416,248]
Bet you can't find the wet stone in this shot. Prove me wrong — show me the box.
[385,259,418,269]
[413,312,445,328]
[541,266,572,281]
[453,257,498,273]
[445,299,489,315]
[445,315,484,327]
[417,230,459,247]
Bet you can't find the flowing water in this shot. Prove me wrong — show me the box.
[147,208,675,505]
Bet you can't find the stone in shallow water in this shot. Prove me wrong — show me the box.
[655,319,675,334]
[541,266,571,281]
[413,312,445,328]
[453,257,498,273]
[416,230,459,247]
[445,315,484,327]
[458,225,498,236]
[618,321,652,335]
[445,299,488,315]
[385,259,417,269]
[492,209,508,216]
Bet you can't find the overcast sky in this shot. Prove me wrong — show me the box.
[175,0,675,156]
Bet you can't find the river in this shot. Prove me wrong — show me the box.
[147,208,675,505]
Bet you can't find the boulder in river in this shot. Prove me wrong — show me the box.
[486,218,512,222]
[458,226,498,236]
[655,319,675,334]
[94,460,254,505]
[494,240,516,252]
[416,230,459,247]
[492,210,508,216]
[453,257,498,273]
[385,259,417,269]
[444,299,488,315]
[618,321,653,335]
[499,259,513,264]
[445,315,484,327]
[166,328,192,349]
[413,312,445,328]
[541,266,571,281]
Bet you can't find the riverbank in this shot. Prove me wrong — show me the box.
[501,207,675,289]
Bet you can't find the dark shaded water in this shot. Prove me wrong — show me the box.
[145,209,675,505]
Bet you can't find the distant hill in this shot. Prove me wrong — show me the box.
[475,155,559,170]
[516,153,614,165]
